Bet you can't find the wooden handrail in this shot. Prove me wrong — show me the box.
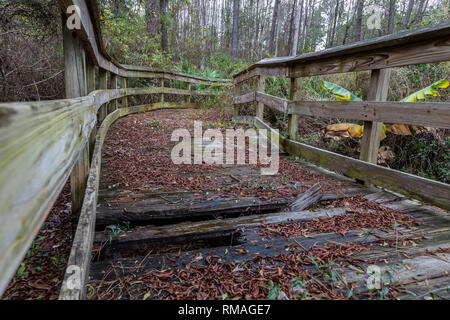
[234,92,450,129]
[232,21,450,211]
[249,117,450,210]
[233,21,450,83]
[0,84,221,296]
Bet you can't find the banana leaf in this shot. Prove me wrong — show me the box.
[401,78,449,102]
[320,81,362,101]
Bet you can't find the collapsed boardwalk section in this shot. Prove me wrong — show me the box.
[87,108,450,300]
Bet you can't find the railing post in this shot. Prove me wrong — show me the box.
[62,17,89,232]
[359,69,391,164]
[110,73,118,111]
[256,75,266,119]
[86,56,96,163]
[121,77,128,108]
[187,82,191,104]
[233,80,239,116]
[160,78,165,103]
[98,69,108,122]
[288,77,301,140]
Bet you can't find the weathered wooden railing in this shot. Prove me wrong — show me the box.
[233,22,450,210]
[0,0,230,298]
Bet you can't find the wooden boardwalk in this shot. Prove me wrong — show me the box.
[1,2,449,300]
[87,109,450,300]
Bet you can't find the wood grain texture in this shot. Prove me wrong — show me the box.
[234,92,256,104]
[97,69,108,123]
[109,73,118,113]
[256,92,288,113]
[288,101,450,128]
[359,69,391,164]
[288,78,301,139]
[0,98,97,296]
[256,76,266,118]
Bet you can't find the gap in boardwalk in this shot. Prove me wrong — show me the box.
[96,233,243,261]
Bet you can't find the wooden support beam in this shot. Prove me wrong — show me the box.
[160,78,165,103]
[63,23,86,97]
[256,76,266,118]
[288,78,301,139]
[109,73,118,112]
[85,56,95,94]
[86,56,96,163]
[98,69,108,123]
[360,69,391,164]
[233,82,240,116]
[187,82,191,104]
[121,77,128,108]
[63,16,90,232]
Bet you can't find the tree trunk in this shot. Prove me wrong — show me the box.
[288,0,298,54]
[253,0,261,54]
[160,0,168,53]
[297,0,304,52]
[387,0,395,34]
[231,0,239,58]
[291,0,301,56]
[146,0,159,36]
[403,0,415,29]
[268,0,281,55]
[329,0,340,47]
[413,0,426,26]
[354,0,364,42]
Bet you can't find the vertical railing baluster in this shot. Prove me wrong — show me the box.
[188,82,191,105]
[256,75,266,119]
[359,69,391,164]
[110,74,118,111]
[121,77,128,108]
[62,17,89,233]
[85,56,96,163]
[160,77,165,104]
[288,77,301,140]
[98,69,108,122]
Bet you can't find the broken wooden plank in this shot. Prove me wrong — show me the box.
[93,207,350,249]
[289,183,322,211]
[343,253,450,297]
[90,223,450,281]
[96,197,288,227]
